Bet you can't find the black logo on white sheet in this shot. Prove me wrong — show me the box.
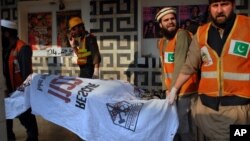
[107,101,143,131]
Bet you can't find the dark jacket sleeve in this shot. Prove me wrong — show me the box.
[87,35,101,64]
[18,45,33,81]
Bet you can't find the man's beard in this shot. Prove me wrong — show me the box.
[161,26,178,39]
[211,11,234,28]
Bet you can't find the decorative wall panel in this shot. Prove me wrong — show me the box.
[1,0,17,20]
[89,0,162,94]
[1,0,185,97]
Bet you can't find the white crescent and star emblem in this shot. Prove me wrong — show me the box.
[169,55,174,61]
[164,52,174,63]
[229,40,249,58]
[237,45,246,53]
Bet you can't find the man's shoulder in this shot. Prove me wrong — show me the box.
[177,29,192,38]
[86,32,96,38]
[86,33,97,43]
[16,39,31,51]
[237,14,250,23]
[17,39,26,45]
[16,39,29,49]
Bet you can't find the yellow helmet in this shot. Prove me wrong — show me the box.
[68,17,84,30]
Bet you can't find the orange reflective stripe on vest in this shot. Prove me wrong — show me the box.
[159,30,198,95]
[8,40,26,90]
[76,37,91,65]
[197,15,250,98]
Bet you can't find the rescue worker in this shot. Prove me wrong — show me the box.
[155,7,200,141]
[168,0,250,140]
[68,17,101,78]
[1,19,39,141]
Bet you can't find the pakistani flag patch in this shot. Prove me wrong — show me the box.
[164,52,174,63]
[229,40,250,58]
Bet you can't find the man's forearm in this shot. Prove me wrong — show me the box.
[174,73,191,90]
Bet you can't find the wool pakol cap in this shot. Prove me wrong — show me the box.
[155,7,176,22]
[68,17,84,30]
[0,19,17,30]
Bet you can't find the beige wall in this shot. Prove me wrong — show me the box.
[0,18,8,141]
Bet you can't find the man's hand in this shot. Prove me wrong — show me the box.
[92,68,99,79]
[68,35,75,47]
[68,35,80,48]
[166,87,177,105]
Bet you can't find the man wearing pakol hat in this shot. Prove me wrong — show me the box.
[68,17,101,79]
[156,7,200,141]
[1,19,39,141]
[169,0,250,140]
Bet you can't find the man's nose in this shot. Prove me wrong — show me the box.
[216,5,223,13]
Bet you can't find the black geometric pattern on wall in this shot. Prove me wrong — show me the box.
[236,0,248,10]
[236,0,249,15]
[3,0,250,97]
[32,56,80,77]
[1,0,163,95]
[124,51,162,91]
[90,0,162,93]
[1,0,17,20]
[90,0,137,32]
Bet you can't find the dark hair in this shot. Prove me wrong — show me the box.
[1,27,18,38]
[209,0,235,4]
[190,6,200,14]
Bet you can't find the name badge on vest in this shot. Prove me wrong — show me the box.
[164,52,174,63]
[201,46,213,66]
[229,40,249,58]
